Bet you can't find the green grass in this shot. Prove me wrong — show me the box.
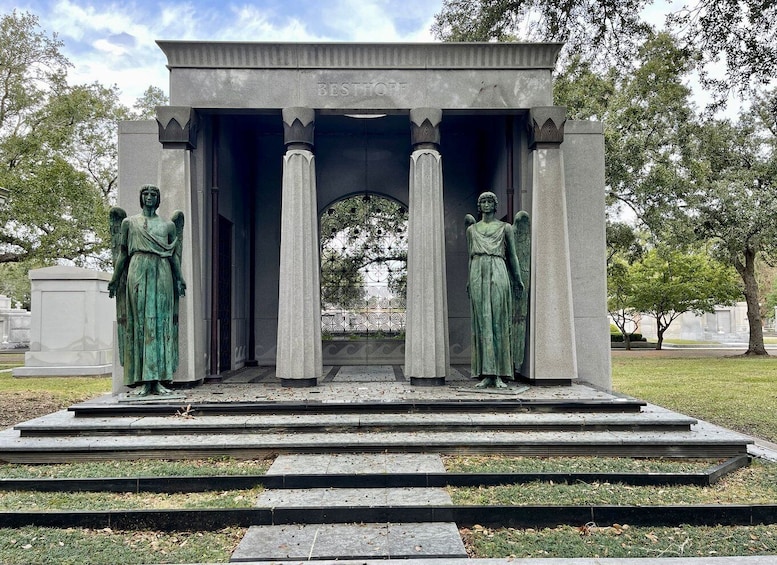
[463,524,777,559]
[454,460,776,504]
[0,458,273,479]
[0,371,110,399]
[450,459,777,506]
[0,526,245,565]
[444,455,718,474]
[661,339,719,345]
[612,356,777,442]
[0,488,261,511]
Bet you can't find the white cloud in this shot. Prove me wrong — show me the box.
[5,0,442,106]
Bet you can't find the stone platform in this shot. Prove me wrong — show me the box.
[0,365,753,463]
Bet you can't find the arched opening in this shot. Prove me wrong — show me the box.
[320,193,408,342]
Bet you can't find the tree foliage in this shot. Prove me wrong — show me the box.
[433,0,776,96]
[432,0,653,68]
[629,246,742,350]
[0,11,158,270]
[320,194,408,311]
[555,33,699,232]
[687,92,777,354]
[133,86,169,119]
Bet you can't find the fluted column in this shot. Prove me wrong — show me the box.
[404,108,450,386]
[528,106,577,384]
[276,107,321,387]
[155,106,204,384]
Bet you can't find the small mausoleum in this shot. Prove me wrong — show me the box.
[117,41,609,390]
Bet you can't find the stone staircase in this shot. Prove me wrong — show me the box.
[0,365,752,462]
[0,365,758,563]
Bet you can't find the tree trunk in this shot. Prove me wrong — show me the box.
[624,333,632,351]
[656,327,664,350]
[736,249,768,355]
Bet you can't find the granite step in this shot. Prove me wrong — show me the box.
[230,522,468,562]
[67,397,647,417]
[0,420,752,463]
[230,453,467,562]
[13,407,696,437]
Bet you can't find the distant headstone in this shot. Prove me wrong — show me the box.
[12,267,112,376]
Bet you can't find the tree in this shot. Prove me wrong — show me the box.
[133,86,168,119]
[554,34,699,234]
[0,12,104,265]
[689,94,777,354]
[0,11,160,270]
[320,194,408,311]
[433,0,777,98]
[608,257,639,350]
[606,222,644,349]
[629,246,742,350]
[432,0,653,69]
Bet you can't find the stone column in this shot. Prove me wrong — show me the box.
[404,108,450,386]
[528,106,577,384]
[276,107,321,387]
[156,106,204,384]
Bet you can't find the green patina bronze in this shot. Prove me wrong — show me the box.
[108,185,186,396]
[466,192,527,388]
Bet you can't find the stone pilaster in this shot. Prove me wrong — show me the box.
[155,106,204,383]
[404,108,450,386]
[276,107,321,387]
[527,106,577,384]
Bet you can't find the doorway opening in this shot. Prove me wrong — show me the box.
[320,193,408,341]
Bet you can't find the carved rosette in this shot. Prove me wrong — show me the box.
[282,107,315,151]
[528,106,567,149]
[156,106,198,149]
[410,108,442,150]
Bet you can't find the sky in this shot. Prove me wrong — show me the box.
[2,0,442,106]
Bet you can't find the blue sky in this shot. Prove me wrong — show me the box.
[2,0,442,106]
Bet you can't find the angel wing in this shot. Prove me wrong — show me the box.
[464,213,476,228]
[513,211,531,290]
[171,210,185,243]
[108,207,127,265]
[512,210,531,371]
[108,207,128,364]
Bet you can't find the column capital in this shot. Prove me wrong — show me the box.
[528,106,566,149]
[156,106,198,149]
[282,107,315,150]
[410,108,442,150]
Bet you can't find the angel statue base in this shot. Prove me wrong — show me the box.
[465,192,530,389]
[108,185,186,397]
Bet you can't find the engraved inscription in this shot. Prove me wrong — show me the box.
[317,81,408,97]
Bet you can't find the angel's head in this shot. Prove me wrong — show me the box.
[139,185,161,210]
[477,191,498,214]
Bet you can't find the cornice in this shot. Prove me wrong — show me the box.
[156,41,563,71]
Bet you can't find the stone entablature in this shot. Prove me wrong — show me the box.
[157,42,563,70]
[157,42,561,111]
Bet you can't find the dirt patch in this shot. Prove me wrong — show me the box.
[0,391,70,429]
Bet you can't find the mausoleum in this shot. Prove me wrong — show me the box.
[117,42,609,390]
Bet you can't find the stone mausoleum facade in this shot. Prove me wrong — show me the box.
[117,42,610,390]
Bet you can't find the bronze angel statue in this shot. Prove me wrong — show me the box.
[465,192,530,388]
[108,185,186,396]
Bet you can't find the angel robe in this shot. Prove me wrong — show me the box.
[120,215,180,386]
[467,220,520,378]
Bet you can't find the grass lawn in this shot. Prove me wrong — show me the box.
[0,526,246,565]
[463,524,777,559]
[0,358,110,429]
[612,355,777,443]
